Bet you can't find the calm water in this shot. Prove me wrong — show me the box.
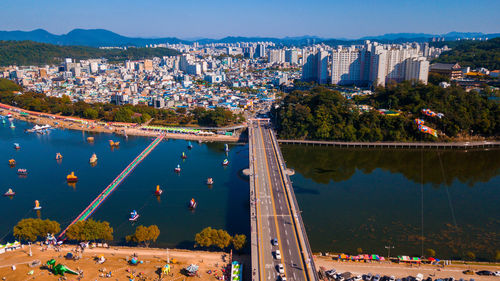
[1,121,499,261]
[281,145,500,261]
[0,120,250,248]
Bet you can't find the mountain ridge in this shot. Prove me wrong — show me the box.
[0,29,499,47]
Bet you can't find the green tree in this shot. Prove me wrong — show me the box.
[65,219,113,242]
[83,108,99,119]
[13,218,60,242]
[357,248,363,254]
[126,225,160,247]
[231,234,247,251]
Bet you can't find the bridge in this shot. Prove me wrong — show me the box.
[249,119,318,281]
[59,134,165,238]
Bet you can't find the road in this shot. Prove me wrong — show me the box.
[250,119,313,281]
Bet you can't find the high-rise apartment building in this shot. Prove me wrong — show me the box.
[268,49,285,64]
[301,50,328,84]
[285,49,298,65]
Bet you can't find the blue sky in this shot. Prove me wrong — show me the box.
[1,0,499,39]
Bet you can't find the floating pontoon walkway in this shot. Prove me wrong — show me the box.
[59,134,164,238]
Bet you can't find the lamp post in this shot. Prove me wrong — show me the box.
[385,245,394,259]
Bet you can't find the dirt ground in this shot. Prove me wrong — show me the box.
[315,256,499,281]
[0,245,249,281]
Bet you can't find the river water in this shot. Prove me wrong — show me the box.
[281,145,500,261]
[0,120,250,248]
[1,120,498,260]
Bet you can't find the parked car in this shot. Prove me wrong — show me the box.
[476,270,494,276]
[272,238,278,246]
[277,264,284,274]
[462,270,474,275]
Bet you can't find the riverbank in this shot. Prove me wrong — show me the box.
[0,245,249,281]
[0,245,497,281]
[0,103,241,142]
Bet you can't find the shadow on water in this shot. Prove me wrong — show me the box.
[281,145,500,187]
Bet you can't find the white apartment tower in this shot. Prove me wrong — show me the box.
[301,50,329,84]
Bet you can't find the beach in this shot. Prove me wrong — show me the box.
[0,245,249,281]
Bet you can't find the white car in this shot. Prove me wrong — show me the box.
[277,263,284,274]
[274,250,281,260]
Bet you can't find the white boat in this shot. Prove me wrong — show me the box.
[27,124,52,133]
[129,210,139,221]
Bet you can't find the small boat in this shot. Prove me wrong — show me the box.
[154,185,163,196]
[34,200,42,210]
[181,152,187,159]
[17,168,28,175]
[174,164,181,173]
[222,159,229,166]
[9,122,15,128]
[1,119,5,124]
[55,153,63,160]
[67,172,78,182]
[109,140,120,147]
[13,143,20,150]
[129,210,139,221]
[188,198,197,209]
[89,153,97,164]
[8,159,16,166]
[224,144,229,152]
[87,137,94,143]
[3,188,15,196]
[206,177,214,185]
[187,141,193,149]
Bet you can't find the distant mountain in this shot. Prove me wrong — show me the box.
[0,29,499,47]
[0,29,190,47]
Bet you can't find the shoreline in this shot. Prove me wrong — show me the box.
[0,245,498,281]
[0,103,243,143]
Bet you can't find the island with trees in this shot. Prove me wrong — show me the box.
[274,82,499,142]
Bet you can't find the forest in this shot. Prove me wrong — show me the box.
[0,40,180,66]
[432,37,500,70]
[0,78,243,127]
[275,82,500,142]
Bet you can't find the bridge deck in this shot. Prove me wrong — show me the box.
[59,135,164,238]
[250,120,317,281]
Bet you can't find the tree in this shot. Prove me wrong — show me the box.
[126,225,160,247]
[13,218,60,242]
[194,227,232,250]
[65,219,113,242]
[465,251,476,261]
[425,248,436,257]
[357,248,363,254]
[83,108,99,119]
[232,234,247,251]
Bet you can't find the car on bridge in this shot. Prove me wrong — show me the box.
[271,238,278,246]
[277,263,284,274]
[274,250,281,260]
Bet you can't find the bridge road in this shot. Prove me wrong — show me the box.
[251,119,312,281]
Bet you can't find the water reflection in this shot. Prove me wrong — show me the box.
[282,146,500,186]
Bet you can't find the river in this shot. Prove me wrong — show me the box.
[1,120,498,261]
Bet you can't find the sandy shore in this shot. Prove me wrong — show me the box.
[0,245,249,281]
[0,105,243,143]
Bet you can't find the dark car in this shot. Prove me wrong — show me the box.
[476,270,494,276]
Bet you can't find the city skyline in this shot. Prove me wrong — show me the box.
[1,0,499,39]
